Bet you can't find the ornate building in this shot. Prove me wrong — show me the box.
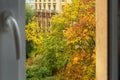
[33,0,72,13]
[26,0,72,32]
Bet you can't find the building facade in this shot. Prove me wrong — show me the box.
[26,0,72,32]
[33,0,71,13]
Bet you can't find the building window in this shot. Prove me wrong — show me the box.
[48,5,51,10]
[62,0,65,2]
[44,4,46,9]
[35,3,37,9]
[44,0,46,2]
[48,0,51,2]
[53,5,56,11]
[39,0,41,2]
[53,0,56,2]
[35,0,37,2]
[39,4,41,9]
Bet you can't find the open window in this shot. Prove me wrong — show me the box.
[0,0,119,80]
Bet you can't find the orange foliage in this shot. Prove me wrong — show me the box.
[58,52,95,80]
[60,0,96,79]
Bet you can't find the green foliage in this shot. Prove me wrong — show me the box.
[26,65,52,80]
[26,40,36,57]
[26,20,44,57]
[25,4,35,24]
[26,14,70,79]
[51,14,66,32]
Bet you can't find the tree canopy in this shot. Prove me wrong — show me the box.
[25,4,35,25]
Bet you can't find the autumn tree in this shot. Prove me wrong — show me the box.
[61,0,96,79]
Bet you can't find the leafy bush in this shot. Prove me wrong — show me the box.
[26,65,52,80]
[25,4,35,25]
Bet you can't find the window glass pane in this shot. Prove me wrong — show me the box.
[48,5,51,10]
[44,3,46,9]
[39,4,41,9]
[25,0,96,80]
[62,0,65,2]
[53,5,56,11]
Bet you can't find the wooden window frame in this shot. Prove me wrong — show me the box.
[96,0,108,79]
[96,0,119,80]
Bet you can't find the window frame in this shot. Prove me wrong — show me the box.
[96,0,108,79]
[96,0,119,79]
[108,0,119,79]
[25,0,120,80]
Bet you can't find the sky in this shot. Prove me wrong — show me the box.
[26,0,34,3]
